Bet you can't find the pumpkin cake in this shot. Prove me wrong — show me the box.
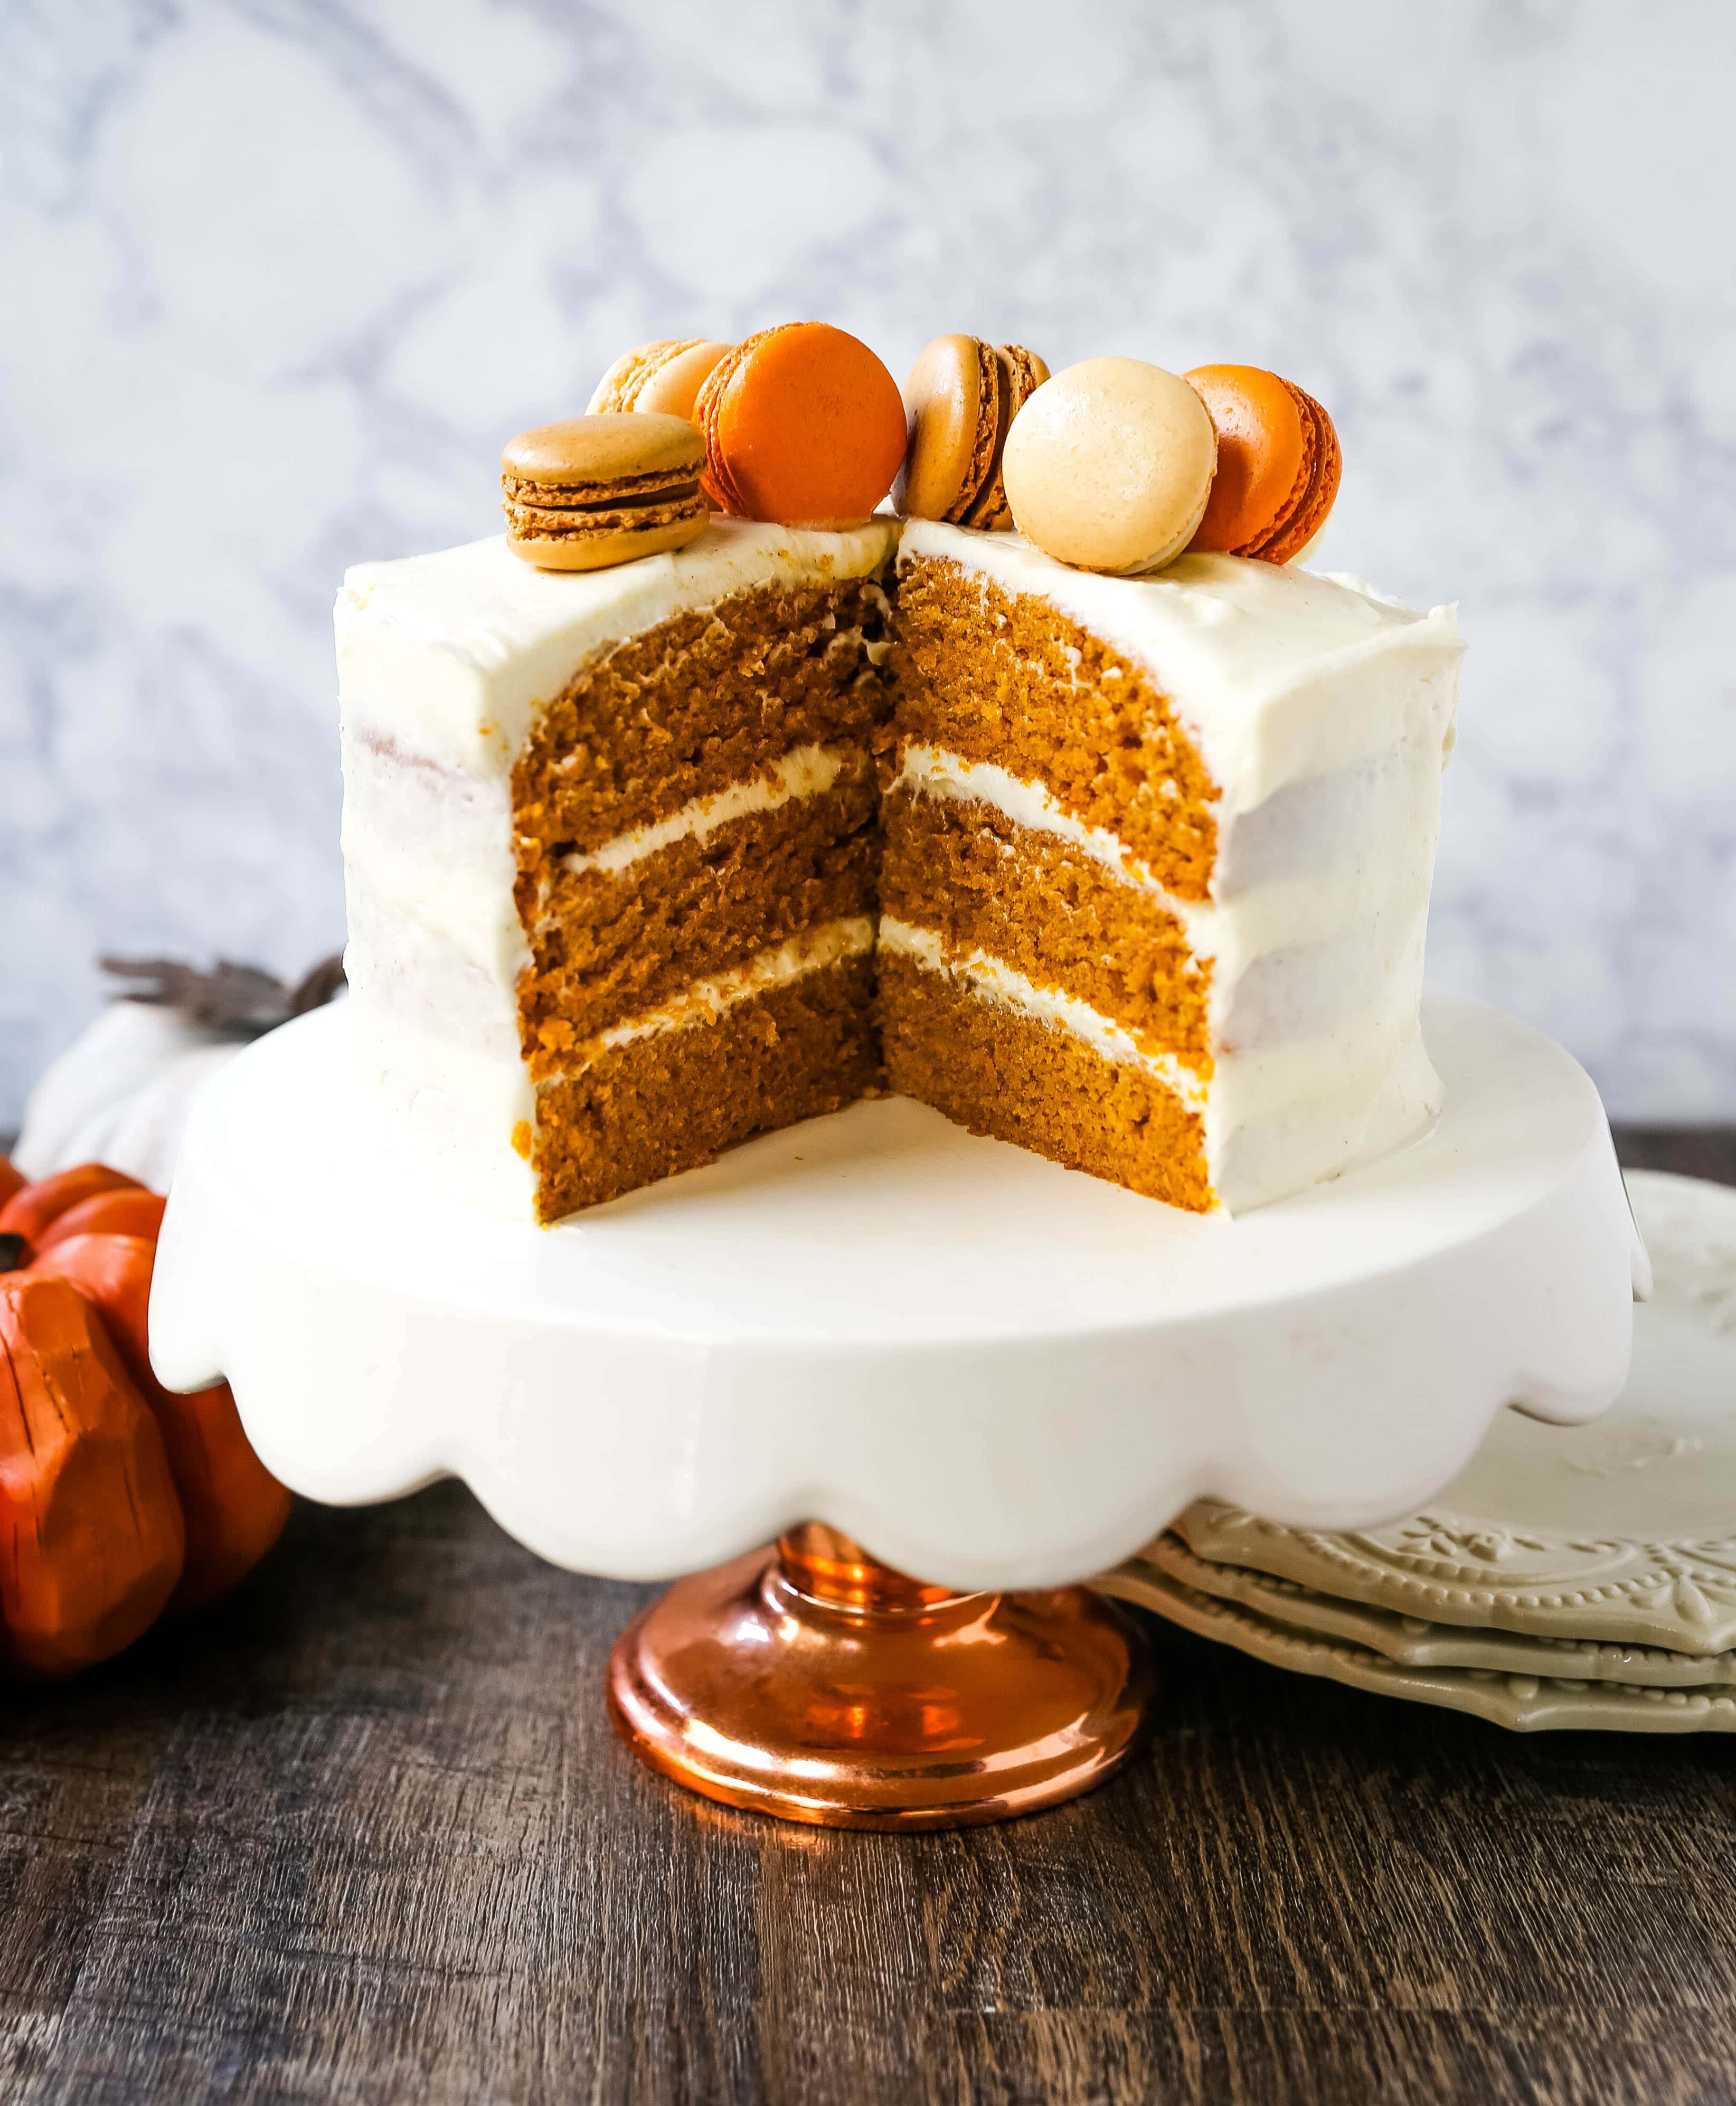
[337,518,1460,1222]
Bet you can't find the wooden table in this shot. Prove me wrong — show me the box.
[2,1130,1732,2106]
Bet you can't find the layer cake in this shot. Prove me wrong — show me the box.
[336,518,1461,1221]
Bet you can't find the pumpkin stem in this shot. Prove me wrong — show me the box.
[98,953,345,1037]
[0,1232,29,1274]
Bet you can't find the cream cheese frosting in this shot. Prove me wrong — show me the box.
[335,516,899,780]
[338,515,1461,1220]
[894,521,1461,810]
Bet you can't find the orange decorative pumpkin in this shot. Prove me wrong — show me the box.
[0,1157,291,1674]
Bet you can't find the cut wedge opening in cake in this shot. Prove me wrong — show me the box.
[336,516,1463,1225]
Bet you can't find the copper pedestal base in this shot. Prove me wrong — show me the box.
[607,1524,1153,1830]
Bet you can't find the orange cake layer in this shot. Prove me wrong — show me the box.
[512,577,892,863]
[879,783,1211,1068]
[877,950,1212,1212]
[531,954,881,1217]
[518,755,878,1068]
[890,554,1219,899]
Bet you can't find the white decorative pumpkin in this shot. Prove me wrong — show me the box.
[13,957,344,1194]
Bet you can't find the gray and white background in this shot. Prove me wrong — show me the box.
[3,0,1733,1127]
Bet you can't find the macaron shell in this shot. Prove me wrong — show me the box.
[954,338,1004,520]
[587,340,691,415]
[896,334,988,520]
[697,322,907,524]
[629,339,733,419]
[506,511,709,572]
[503,412,705,483]
[1002,357,1218,576]
[1184,364,1309,555]
[503,480,701,534]
[960,343,1049,530]
[692,336,758,514]
[1125,467,1215,575]
[1253,382,1341,563]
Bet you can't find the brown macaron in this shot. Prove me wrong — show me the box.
[1185,366,1342,562]
[896,335,1051,528]
[501,414,709,572]
[587,338,735,419]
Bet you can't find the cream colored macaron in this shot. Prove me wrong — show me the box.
[587,338,734,419]
[1002,358,1218,576]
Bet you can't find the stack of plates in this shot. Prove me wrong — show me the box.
[1102,1170,1736,1732]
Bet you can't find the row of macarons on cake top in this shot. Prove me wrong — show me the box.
[498,322,1341,583]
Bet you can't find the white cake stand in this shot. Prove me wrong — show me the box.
[149,995,1644,1828]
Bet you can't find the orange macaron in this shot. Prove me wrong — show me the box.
[693,323,908,524]
[1185,365,1342,562]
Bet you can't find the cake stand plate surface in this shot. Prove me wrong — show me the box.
[150,994,1643,1597]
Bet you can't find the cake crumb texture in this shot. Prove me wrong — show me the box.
[881,786,1211,1068]
[531,956,881,1219]
[892,556,1219,899]
[513,579,891,863]
[878,950,1213,1212]
[519,761,878,1066]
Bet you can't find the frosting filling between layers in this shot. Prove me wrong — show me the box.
[878,918,1206,1109]
[562,744,853,878]
[544,917,876,1076]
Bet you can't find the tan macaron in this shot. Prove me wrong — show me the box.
[1001,358,1219,576]
[501,414,709,573]
[587,338,734,419]
[896,335,1051,529]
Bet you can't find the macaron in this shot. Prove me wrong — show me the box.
[896,335,1051,529]
[693,323,907,524]
[1184,365,1342,562]
[587,338,735,420]
[1001,357,1218,577]
[501,414,709,572]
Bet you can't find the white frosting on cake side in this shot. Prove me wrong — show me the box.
[895,521,1462,810]
[336,517,899,779]
[892,523,1464,1212]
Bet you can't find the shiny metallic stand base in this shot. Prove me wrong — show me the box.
[607,1523,1152,1830]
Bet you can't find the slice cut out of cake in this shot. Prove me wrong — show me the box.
[336,516,1462,1222]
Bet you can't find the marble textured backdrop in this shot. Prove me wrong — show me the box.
[2,0,1733,1127]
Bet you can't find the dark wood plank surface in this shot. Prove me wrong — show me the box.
[2,1131,1734,2106]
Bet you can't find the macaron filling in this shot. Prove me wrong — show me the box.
[945,338,1003,524]
[502,473,702,511]
[960,344,1046,531]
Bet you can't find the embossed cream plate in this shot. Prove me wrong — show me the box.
[1099,1560,1736,1735]
[1131,1531,1736,1687]
[1155,1172,1736,1659]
